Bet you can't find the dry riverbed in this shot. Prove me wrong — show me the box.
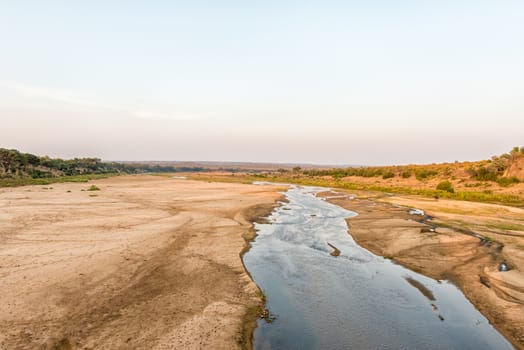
[3,174,522,349]
[320,190,524,349]
[0,176,282,349]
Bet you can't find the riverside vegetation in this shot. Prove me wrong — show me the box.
[4,146,524,207]
[188,148,524,348]
[194,146,524,207]
[0,148,215,187]
[2,146,524,348]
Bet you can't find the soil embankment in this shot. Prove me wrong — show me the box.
[0,176,282,349]
[320,191,524,349]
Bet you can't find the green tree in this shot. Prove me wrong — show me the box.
[436,180,454,193]
[382,171,394,179]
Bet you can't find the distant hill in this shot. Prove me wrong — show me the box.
[245,146,524,207]
[302,146,524,184]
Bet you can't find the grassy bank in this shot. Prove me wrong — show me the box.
[283,176,522,206]
[188,173,524,207]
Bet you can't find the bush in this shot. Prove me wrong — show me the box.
[497,177,520,187]
[415,169,438,181]
[382,171,395,179]
[87,185,100,191]
[470,166,498,181]
[401,171,412,178]
[436,180,454,193]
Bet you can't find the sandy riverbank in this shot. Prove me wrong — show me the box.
[320,191,524,349]
[0,176,282,349]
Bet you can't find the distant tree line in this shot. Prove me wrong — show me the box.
[296,146,524,185]
[302,165,442,180]
[0,148,214,179]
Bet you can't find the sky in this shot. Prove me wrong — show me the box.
[1,1,523,165]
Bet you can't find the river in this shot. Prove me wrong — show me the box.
[243,185,513,350]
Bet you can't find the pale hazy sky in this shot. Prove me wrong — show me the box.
[1,1,523,165]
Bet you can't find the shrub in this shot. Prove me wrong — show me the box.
[436,180,454,193]
[470,166,498,181]
[415,169,438,181]
[497,177,520,187]
[87,185,100,191]
[401,171,412,178]
[382,171,395,179]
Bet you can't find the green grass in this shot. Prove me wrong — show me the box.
[486,222,524,232]
[149,171,524,208]
[0,173,119,188]
[273,176,523,206]
[186,174,257,184]
[190,173,524,207]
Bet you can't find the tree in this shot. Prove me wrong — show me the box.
[436,180,454,193]
[382,171,394,179]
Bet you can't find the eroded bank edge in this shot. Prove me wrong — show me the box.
[320,193,521,350]
[239,193,288,350]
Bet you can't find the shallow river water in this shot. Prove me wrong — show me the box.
[243,185,513,350]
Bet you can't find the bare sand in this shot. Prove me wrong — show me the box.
[0,176,282,349]
[3,174,522,349]
[321,191,524,349]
